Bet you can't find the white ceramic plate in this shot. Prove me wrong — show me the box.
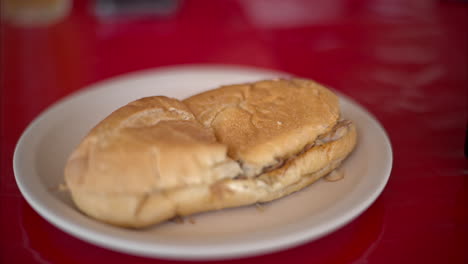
[14,65,392,260]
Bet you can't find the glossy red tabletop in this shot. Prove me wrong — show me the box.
[1,0,467,263]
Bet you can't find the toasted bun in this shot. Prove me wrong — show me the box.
[65,79,357,228]
[64,96,242,227]
[184,79,340,176]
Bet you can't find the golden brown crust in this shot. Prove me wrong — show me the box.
[184,79,340,177]
[64,96,242,194]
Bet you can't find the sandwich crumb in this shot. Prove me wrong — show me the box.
[171,216,185,224]
[48,183,69,192]
[255,203,265,212]
[325,169,345,182]
[277,121,283,125]
[188,216,196,224]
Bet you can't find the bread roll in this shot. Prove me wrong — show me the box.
[65,79,357,228]
[65,96,242,227]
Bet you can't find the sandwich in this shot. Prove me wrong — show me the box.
[64,78,357,228]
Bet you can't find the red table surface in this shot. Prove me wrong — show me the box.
[1,0,467,263]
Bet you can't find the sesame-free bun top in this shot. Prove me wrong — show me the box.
[184,79,341,176]
[65,96,242,195]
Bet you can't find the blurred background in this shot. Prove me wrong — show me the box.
[1,0,466,121]
[1,0,467,263]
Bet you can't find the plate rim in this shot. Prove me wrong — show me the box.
[13,64,393,260]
